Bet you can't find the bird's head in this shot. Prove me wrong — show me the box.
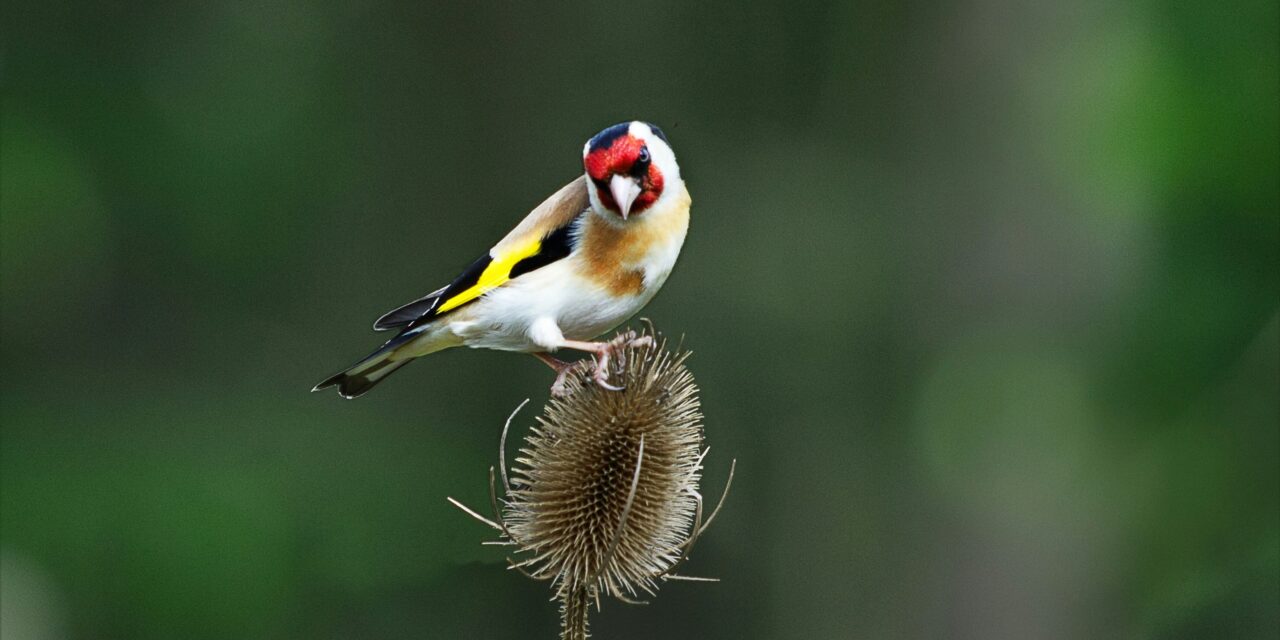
[582,121,679,221]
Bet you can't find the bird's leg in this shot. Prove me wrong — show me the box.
[558,339,626,392]
[535,334,657,395]
[532,352,578,397]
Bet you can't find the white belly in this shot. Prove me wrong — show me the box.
[441,258,656,352]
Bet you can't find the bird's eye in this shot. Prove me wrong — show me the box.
[637,147,650,164]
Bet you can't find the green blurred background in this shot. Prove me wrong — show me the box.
[2,1,1277,638]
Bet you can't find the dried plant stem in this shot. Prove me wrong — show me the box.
[561,587,590,640]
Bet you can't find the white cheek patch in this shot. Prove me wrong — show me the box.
[586,181,606,216]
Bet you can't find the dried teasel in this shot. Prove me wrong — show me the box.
[449,326,734,639]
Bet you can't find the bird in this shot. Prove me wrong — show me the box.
[314,121,691,399]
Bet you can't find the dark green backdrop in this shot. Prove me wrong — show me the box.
[2,1,1277,638]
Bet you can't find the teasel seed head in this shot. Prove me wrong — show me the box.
[448,325,735,640]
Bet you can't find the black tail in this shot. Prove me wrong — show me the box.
[312,352,411,399]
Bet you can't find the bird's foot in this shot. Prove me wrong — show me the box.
[590,343,624,392]
[590,331,656,389]
[534,353,579,397]
[551,367,576,397]
[606,330,655,369]
[540,331,657,395]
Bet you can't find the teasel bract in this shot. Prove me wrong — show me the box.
[449,326,734,639]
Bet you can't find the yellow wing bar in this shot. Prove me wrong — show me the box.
[434,236,543,314]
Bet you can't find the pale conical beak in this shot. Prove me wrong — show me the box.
[609,174,642,220]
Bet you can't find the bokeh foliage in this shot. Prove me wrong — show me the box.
[2,0,1276,638]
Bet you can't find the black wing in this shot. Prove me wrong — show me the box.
[371,216,582,332]
[372,285,448,331]
[370,176,589,333]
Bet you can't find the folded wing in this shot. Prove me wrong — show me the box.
[372,176,589,331]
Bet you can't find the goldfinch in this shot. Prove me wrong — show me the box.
[314,121,690,398]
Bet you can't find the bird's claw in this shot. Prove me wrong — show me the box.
[550,369,574,397]
[592,345,623,392]
[607,331,654,369]
[627,335,655,349]
[593,368,625,392]
[544,331,657,396]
